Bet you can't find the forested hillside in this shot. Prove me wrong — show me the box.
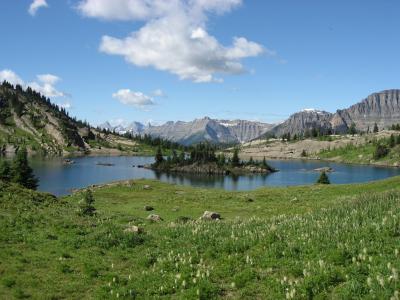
[0,82,140,156]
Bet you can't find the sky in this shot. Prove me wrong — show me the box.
[1,0,400,127]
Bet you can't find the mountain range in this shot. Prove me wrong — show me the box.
[270,89,400,137]
[99,118,274,145]
[101,89,400,144]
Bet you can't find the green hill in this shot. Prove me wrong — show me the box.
[0,81,148,156]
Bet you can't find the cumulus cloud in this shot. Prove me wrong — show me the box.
[28,0,48,16]
[0,69,25,86]
[58,101,72,109]
[152,89,166,97]
[28,74,65,98]
[78,0,266,82]
[112,89,155,108]
[0,69,67,99]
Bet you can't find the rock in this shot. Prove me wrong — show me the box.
[314,167,333,173]
[147,214,163,222]
[201,211,221,220]
[124,225,144,234]
[144,205,154,211]
[143,185,151,190]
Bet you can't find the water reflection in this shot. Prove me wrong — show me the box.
[1,155,399,196]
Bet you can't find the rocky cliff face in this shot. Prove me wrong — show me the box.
[266,90,400,137]
[269,109,333,137]
[332,90,400,132]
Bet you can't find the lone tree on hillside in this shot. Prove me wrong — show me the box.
[154,146,164,166]
[0,160,11,182]
[231,148,240,167]
[348,122,357,136]
[79,189,96,216]
[317,171,330,184]
[11,148,38,190]
[373,123,379,133]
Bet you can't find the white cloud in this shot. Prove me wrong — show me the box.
[0,69,66,99]
[28,0,48,16]
[152,89,166,97]
[0,69,25,86]
[112,89,155,108]
[57,101,72,109]
[78,0,266,83]
[28,74,65,98]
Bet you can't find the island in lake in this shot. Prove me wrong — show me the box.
[147,143,277,175]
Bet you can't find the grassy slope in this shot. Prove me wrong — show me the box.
[1,178,400,299]
[319,143,400,166]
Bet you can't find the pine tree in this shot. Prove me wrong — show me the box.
[317,171,330,184]
[248,156,254,165]
[389,134,396,148]
[79,189,96,216]
[348,123,357,135]
[154,146,164,166]
[373,123,379,133]
[396,135,400,145]
[0,160,11,182]
[231,148,240,167]
[11,148,38,190]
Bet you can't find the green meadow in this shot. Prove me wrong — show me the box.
[1,177,400,299]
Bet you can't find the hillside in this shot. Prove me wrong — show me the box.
[1,177,400,298]
[0,82,143,156]
[240,130,400,167]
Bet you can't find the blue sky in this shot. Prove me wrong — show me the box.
[1,0,400,126]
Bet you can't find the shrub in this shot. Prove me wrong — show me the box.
[373,144,389,160]
[317,171,330,184]
[79,189,96,216]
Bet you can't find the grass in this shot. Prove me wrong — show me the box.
[1,178,400,298]
[319,141,400,166]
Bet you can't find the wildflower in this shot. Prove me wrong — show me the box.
[367,277,372,287]
[392,268,398,281]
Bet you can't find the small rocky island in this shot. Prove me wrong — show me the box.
[147,144,277,175]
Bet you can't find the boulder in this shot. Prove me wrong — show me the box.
[143,185,151,190]
[147,214,163,222]
[124,225,144,234]
[144,205,154,211]
[201,211,221,220]
[314,167,333,173]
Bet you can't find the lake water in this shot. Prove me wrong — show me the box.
[20,156,400,196]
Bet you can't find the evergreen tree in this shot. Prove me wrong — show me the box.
[262,157,268,168]
[231,148,240,167]
[396,135,400,145]
[171,150,179,164]
[389,134,396,148]
[317,171,330,184]
[79,189,96,216]
[154,146,164,166]
[348,122,357,135]
[373,123,379,133]
[11,148,38,190]
[248,156,254,165]
[0,160,11,182]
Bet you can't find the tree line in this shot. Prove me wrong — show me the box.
[0,147,38,190]
[153,143,274,171]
